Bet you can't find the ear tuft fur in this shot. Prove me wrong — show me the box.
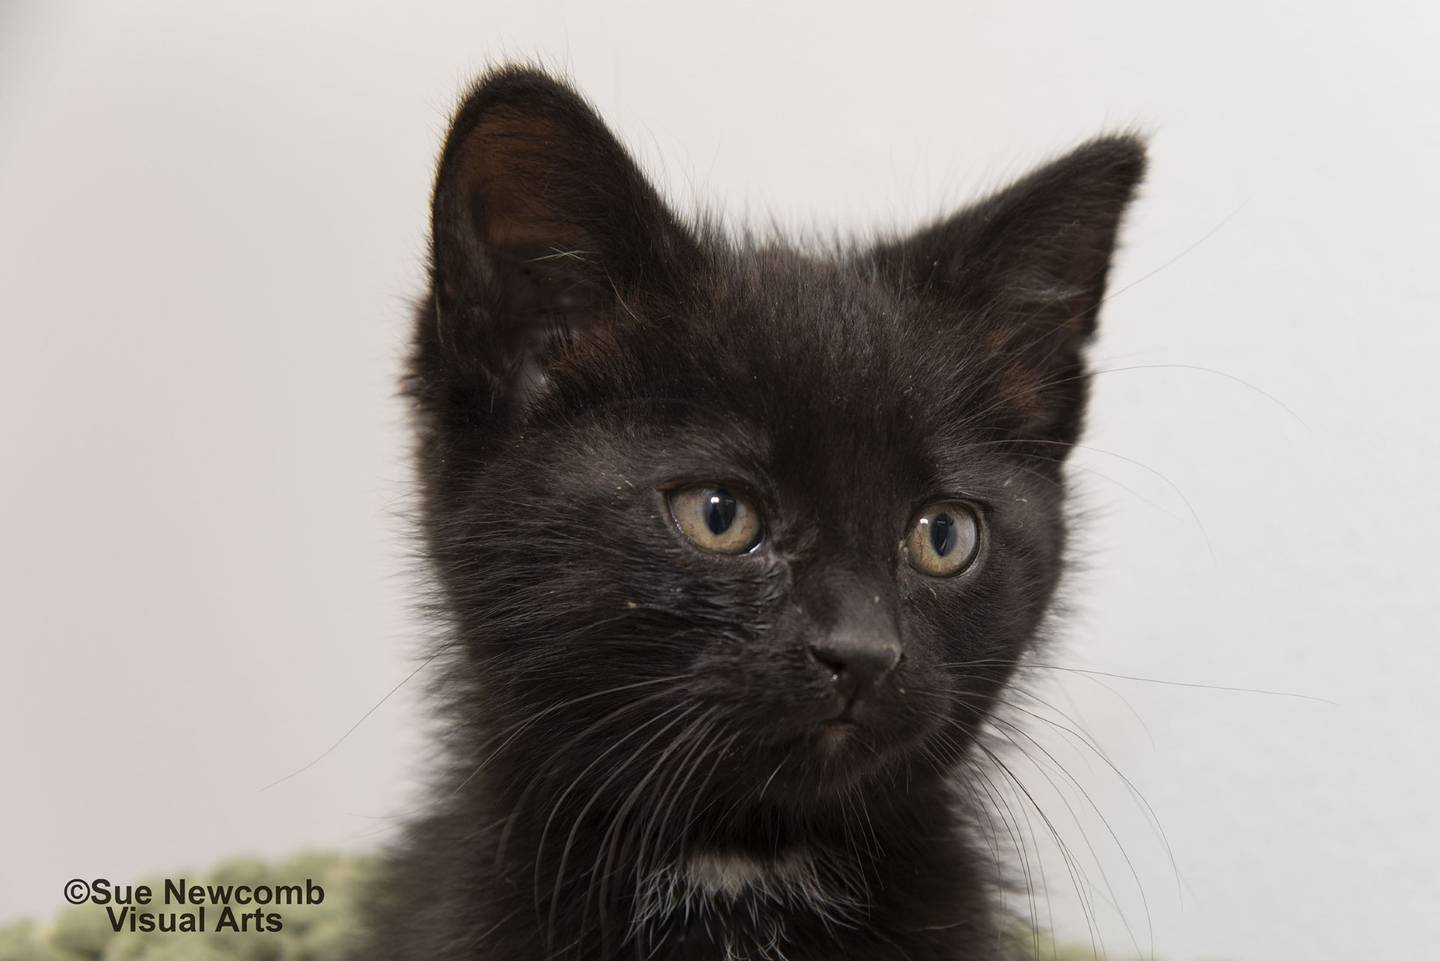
[417,66,700,422]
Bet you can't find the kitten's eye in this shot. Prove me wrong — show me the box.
[903,502,982,577]
[666,485,763,555]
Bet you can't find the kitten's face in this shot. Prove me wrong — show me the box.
[412,69,1143,814]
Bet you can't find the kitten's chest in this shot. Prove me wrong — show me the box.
[637,916,976,961]
[626,850,979,961]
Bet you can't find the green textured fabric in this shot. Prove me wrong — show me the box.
[0,853,1146,961]
[0,853,372,961]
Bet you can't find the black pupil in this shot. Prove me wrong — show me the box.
[704,490,738,535]
[929,513,958,556]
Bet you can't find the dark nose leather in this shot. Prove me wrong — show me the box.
[803,570,903,709]
[808,627,902,705]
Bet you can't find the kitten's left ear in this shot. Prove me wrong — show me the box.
[873,136,1146,445]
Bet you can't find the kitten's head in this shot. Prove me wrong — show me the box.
[410,68,1143,816]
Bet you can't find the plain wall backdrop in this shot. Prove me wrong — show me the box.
[2,2,1437,959]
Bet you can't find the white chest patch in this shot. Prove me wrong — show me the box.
[682,849,816,899]
[632,847,870,959]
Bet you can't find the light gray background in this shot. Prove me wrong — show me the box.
[2,2,1436,959]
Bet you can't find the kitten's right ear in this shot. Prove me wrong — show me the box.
[416,67,700,419]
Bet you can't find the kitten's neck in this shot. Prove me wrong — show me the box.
[469,773,995,961]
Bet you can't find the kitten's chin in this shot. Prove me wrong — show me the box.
[816,719,860,753]
[711,697,947,801]
[797,714,936,790]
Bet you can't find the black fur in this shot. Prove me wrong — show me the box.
[354,65,1145,961]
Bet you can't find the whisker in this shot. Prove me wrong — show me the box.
[453,674,692,796]
[1029,663,1335,705]
[544,703,696,949]
[258,651,442,792]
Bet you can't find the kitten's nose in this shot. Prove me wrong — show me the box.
[808,629,902,708]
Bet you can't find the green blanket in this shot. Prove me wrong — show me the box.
[0,853,370,961]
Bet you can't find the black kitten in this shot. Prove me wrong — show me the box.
[355,66,1145,961]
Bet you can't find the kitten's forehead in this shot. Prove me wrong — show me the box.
[683,252,930,406]
[672,252,963,442]
[601,255,958,533]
